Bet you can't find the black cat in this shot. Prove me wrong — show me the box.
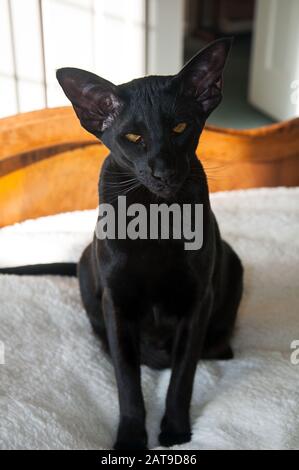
[1,38,243,450]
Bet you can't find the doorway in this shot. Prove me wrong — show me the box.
[183,0,275,129]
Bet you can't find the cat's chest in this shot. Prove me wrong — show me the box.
[99,236,204,301]
[100,238,202,315]
[125,240,198,293]
[127,239,187,272]
[139,244,199,316]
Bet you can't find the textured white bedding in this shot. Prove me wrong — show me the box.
[0,187,299,450]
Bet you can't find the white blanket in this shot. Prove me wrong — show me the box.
[0,187,299,450]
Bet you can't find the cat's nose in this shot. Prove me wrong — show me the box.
[150,167,176,185]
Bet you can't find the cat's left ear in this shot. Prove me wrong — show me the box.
[175,37,232,115]
[56,67,123,138]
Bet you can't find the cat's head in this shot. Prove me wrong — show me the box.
[57,38,232,198]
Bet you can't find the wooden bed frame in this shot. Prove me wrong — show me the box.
[1,106,299,227]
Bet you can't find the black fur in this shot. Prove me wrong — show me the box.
[0,263,76,276]
[1,38,243,450]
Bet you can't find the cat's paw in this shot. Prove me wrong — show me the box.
[159,414,191,447]
[159,430,192,447]
[114,420,148,450]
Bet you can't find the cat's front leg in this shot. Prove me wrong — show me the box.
[159,291,213,447]
[102,287,147,450]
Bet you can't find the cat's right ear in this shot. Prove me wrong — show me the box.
[56,68,123,137]
[174,38,232,116]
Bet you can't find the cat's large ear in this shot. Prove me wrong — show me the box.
[175,38,232,115]
[56,68,123,137]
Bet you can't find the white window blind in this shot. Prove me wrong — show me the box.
[0,0,183,118]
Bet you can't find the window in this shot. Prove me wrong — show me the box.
[0,0,183,118]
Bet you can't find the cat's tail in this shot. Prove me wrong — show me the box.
[0,263,77,277]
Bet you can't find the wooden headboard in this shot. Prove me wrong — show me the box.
[1,106,299,227]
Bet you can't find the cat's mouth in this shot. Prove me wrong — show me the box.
[133,167,187,199]
[146,179,182,199]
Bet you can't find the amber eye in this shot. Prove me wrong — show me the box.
[173,122,187,134]
[125,133,142,143]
